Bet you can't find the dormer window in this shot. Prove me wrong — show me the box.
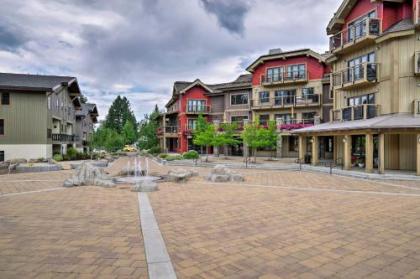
[347,10,377,41]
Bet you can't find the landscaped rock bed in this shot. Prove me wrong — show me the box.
[207,164,244,183]
[63,162,115,188]
[16,163,62,173]
[165,169,199,183]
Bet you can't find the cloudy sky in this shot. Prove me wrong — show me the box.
[0,0,339,121]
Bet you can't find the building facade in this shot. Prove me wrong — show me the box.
[246,49,332,157]
[75,103,99,153]
[0,73,97,161]
[295,0,420,175]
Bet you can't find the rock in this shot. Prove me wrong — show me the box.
[119,166,144,176]
[131,179,159,192]
[167,169,198,183]
[63,162,115,188]
[206,165,244,183]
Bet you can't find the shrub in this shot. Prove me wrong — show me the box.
[182,150,199,160]
[159,153,168,159]
[53,154,63,161]
[149,146,161,155]
[165,154,183,161]
[66,147,78,160]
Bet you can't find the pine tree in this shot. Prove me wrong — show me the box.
[104,96,137,133]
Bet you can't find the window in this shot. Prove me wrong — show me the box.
[0,119,4,135]
[275,89,296,105]
[187,100,206,112]
[267,67,284,82]
[0,151,4,162]
[347,10,377,41]
[275,113,294,124]
[187,119,197,130]
[231,93,248,105]
[347,52,375,81]
[302,87,314,97]
[259,91,270,103]
[302,112,316,123]
[287,64,306,79]
[259,114,269,125]
[231,116,248,123]
[1,93,10,105]
[347,93,375,106]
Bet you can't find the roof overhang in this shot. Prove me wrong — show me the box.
[327,0,358,35]
[180,79,215,94]
[246,49,325,73]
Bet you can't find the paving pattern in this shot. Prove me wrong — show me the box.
[0,157,420,279]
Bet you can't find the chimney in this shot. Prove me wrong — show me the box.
[269,48,283,55]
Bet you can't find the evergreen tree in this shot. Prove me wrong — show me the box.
[123,121,137,145]
[137,105,161,150]
[104,96,137,133]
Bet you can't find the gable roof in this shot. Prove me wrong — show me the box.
[246,49,325,72]
[0,72,81,94]
[179,79,215,94]
[209,74,252,91]
[76,103,99,123]
[327,0,358,35]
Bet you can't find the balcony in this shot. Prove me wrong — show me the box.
[331,104,380,122]
[166,104,179,114]
[157,126,178,137]
[252,94,320,109]
[332,63,379,90]
[185,105,211,114]
[278,119,314,131]
[330,18,380,54]
[415,0,420,26]
[415,51,420,75]
[52,133,77,142]
[413,99,420,116]
[261,70,307,86]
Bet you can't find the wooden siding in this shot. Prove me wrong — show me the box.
[210,95,225,113]
[0,91,48,144]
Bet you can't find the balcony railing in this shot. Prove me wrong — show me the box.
[185,105,211,114]
[414,99,420,116]
[261,70,307,85]
[252,94,320,108]
[415,0,420,25]
[278,119,315,131]
[331,104,380,122]
[167,104,179,114]
[332,63,378,89]
[330,17,380,52]
[165,126,178,133]
[52,133,77,142]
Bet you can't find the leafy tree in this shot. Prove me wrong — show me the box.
[80,95,88,104]
[192,114,210,155]
[212,123,240,156]
[104,95,137,133]
[241,119,278,162]
[92,126,125,152]
[137,105,161,150]
[122,121,137,145]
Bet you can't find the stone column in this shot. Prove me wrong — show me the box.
[311,136,319,166]
[378,133,385,174]
[417,134,420,176]
[343,135,352,170]
[298,135,306,162]
[276,118,283,158]
[365,133,374,173]
[243,119,249,159]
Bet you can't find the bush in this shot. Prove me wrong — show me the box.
[159,153,168,159]
[182,150,199,160]
[166,154,183,161]
[66,147,78,160]
[148,146,161,155]
[53,154,63,161]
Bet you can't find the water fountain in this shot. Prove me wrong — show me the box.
[114,157,160,186]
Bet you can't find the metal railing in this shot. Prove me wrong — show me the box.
[252,94,320,108]
[167,104,179,113]
[330,17,380,51]
[165,126,178,133]
[261,70,307,85]
[414,99,420,116]
[185,105,211,113]
[332,104,380,121]
[332,63,378,88]
[278,118,315,131]
[52,133,77,142]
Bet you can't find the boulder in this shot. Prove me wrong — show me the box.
[63,162,115,188]
[131,179,159,192]
[167,169,198,183]
[206,165,244,183]
[119,166,144,176]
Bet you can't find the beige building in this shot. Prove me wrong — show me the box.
[295,0,420,175]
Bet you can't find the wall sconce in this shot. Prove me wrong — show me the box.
[343,138,347,143]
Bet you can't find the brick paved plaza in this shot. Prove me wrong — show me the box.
[1,157,420,278]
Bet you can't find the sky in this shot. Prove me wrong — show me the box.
[0,0,340,121]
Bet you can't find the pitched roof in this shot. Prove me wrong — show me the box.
[327,0,358,35]
[382,18,414,35]
[208,74,252,91]
[76,103,99,123]
[0,73,80,94]
[246,49,325,72]
[293,113,420,134]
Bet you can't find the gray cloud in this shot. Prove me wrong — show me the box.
[200,0,252,35]
[0,0,340,120]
